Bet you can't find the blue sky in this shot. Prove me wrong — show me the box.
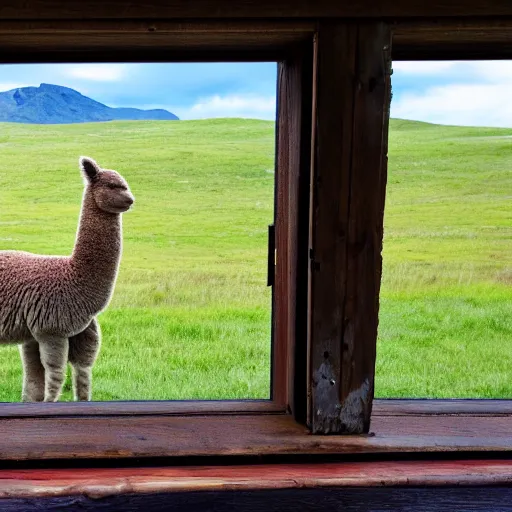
[0,63,277,120]
[0,61,510,126]
[392,61,512,127]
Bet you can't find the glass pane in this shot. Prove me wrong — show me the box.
[0,63,276,401]
[377,60,512,398]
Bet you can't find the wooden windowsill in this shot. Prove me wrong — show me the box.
[0,399,284,418]
[0,460,511,499]
[5,397,507,419]
[0,400,510,461]
[373,399,512,416]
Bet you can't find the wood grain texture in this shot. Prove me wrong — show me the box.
[309,21,356,435]
[290,47,314,426]
[373,399,512,416]
[342,22,391,433]
[393,19,512,59]
[309,22,391,434]
[0,413,511,460]
[0,399,505,419]
[0,20,314,62]
[274,62,291,407]
[1,487,512,512]
[0,460,512,498]
[275,45,313,420]
[0,20,315,32]
[3,0,512,19]
[0,18,511,64]
[0,400,284,418]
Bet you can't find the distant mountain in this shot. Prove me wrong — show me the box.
[0,83,179,124]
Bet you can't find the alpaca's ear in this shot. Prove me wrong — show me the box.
[79,156,100,183]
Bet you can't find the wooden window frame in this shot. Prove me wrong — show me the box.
[0,16,511,462]
[0,19,318,461]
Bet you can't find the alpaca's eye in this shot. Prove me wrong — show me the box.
[107,183,118,189]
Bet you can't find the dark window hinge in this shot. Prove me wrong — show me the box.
[267,224,275,287]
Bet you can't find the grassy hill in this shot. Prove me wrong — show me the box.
[378,119,512,397]
[0,118,511,401]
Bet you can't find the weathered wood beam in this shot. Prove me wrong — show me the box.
[0,20,315,63]
[309,21,392,434]
[3,0,512,19]
[393,19,512,59]
[275,45,313,421]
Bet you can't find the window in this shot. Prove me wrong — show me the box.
[0,62,276,402]
[376,60,512,399]
[0,17,510,462]
[0,21,315,461]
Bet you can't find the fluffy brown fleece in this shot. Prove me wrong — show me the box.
[0,157,134,402]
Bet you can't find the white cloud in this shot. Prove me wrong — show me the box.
[392,83,512,127]
[392,61,512,127]
[468,61,512,82]
[392,61,456,74]
[176,94,276,120]
[64,64,127,82]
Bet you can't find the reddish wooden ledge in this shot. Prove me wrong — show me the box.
[0,461,511,499]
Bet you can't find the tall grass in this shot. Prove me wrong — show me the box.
[0,119,274,401]
[376,119,512,397]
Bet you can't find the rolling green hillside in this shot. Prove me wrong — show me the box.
[0,118,510,401]
[378,119,512,397]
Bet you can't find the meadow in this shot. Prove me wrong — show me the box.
[0,118,511,401]
[378,120,512,397]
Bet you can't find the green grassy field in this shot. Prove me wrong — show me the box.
[378,119,512,397]
[0,118,511,401]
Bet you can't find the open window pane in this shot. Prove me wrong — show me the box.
[0,62,276,401]
[376,60,512,398]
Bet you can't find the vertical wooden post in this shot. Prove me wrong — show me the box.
[275,45,313,423]
[309,21,392,434]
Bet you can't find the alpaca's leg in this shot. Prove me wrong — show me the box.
[18,342,45,402]
[69,318,101,401]
[34,335,69,402]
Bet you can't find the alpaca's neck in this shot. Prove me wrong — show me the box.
[70,188,122,309]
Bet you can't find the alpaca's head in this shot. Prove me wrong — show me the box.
[79,156,135,214]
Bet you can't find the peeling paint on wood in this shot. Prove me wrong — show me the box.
[312,354,371,434]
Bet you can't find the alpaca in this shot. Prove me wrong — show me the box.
[0,157,134,402]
